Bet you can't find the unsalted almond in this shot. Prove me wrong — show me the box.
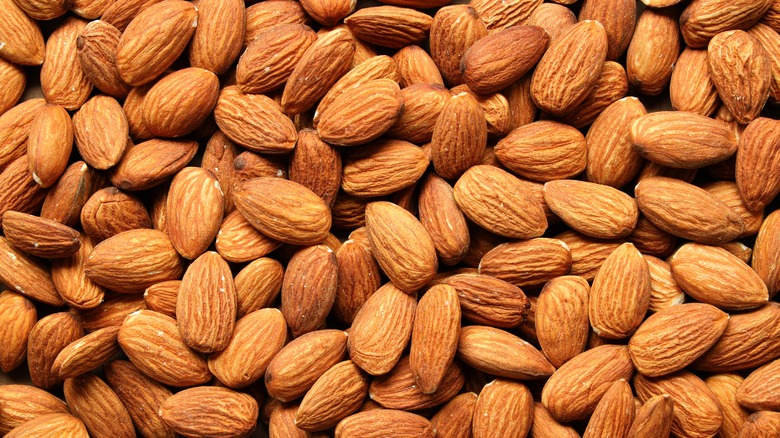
[430,91,487,179]
[26,103,73,188]
[295,360,369,431]
[0,236,63,306]
[457,325,555,380]
[40,17,92,111]
[344,6,433,49]
[442,273,529,329]
[281,245,338,337]
[0,292,36,373]
[736,117,780,212]
[365,201,437,293]
[52,327,120,379]
[72,95,128,170]
[0,385,69,435]
[543,179,638,239]
[159,386,259,438]
[472,379,534,438]
[626,6,680,96]
[63,374,135,438]
[669,47,719,116]
[188,0,245,75]
[142,67,219,138]
[109,139,198,191]
[27,312,83,389]
[0,0,46,66]
[582,379,635,438]
[215,211,282,264]
[478,238,571,287]
[430,392,476,438]
[429,5,487,86]
[166,167,224,260]
[2,211,80,258]
[753,210,780,297]
[536,276,590,368]
[335,409,434,438]
[76,20,131,99]
[680,0,772,48]
[341,139,427,197]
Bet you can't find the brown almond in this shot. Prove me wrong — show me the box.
[495,121,586,182]
[680,0,772,48]
[109,138,198,191]
[237,24,317,94]
[0,385,69,435]
[0,0,46,66]
[215,211,282,264]
[40,17,92,111]
[0,291,36,373]
[430,392,477,438]
[143,67,219,138]
[429,5,487,86]
[72,95,128,170]
[296,360,369,431]
[736,117,780,212]
[166,167,224,260]
[52,327,120,379]
[2,211,80,258]
[393,45,444,87]
[670,47,720,116]
[27,103,73,189]
[586,97,647,188]
[335,409,434,438]
[583,379,636,438]
[333,238,382,324]
[76,20,131,99]
[369,356,463,410]
[160,386,259,438]
[341,139,427,197]
[63,374,135,438]
[0,236,63,306]
[458,325,555,380]
[472,379,534,438]
[27,312,84,389]
[479,238,571,287]
[282,245,338,337]
[627,394,675,438]
[753,209,780,297]
[626,6,681,96]
[344,6,432,49]
[81,187,151,243]
[536,276,590,368]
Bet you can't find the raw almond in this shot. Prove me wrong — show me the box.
[215,211,282,264]
[282,245,338,337]
[626,394,675,438]
[680,0,772,48]
[430,91,487,179]
[72,95,128,170]
[80,187,151,243]
[536,275,590,368]
[578,0,636,61]
[410,284,460,394]
[478,238,571,287]
[27,312,84,389]
[296,360,369,431]
[583,379,635,438]
[737,359,780,412]
[556,230,624,281]
[442,273,529,329]
[472,379,534,438]
[142,67,219,138]
[341,139,427,197]
[753,209,780,297]
[0,236,63,306]
[386,83,447,143]
[237,24,317,94]
[26,103,73,188]
[0,291,36,373]
[530,402,580,438]
[109,139,198,191]
[344,6,433,49]
[188,0,244,74]
[644,255,685,312]
[166,167,224,260]
[369,357,463,410]
[705,374,751,438]
[160,386,259,438]
[4,413,88,438]
[335,409,434,438]
[40,17,92,111]
[393,45,444,87]
[76,20,131,99]
[2,211,80,258]
[560,60,629,129]
[52,327,120,379]
[736,117,780,212]
[670,47,719,116]
[0,385,69,435]
[626,6,680,95]
[0,0,46,66]
[469,0,541,30]
[429,5,487,86]
[63,374,135,438]
[458,325,555,380]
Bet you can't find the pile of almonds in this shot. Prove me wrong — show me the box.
[1,0,780,436]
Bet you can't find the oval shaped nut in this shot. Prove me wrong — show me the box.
[143,67,219,138]
[317,79,403,147]
[27,103,73,189]
[670,48,719,116]
[431,91,487,180]
[109,139,198,191]
[188,0,244,75]
[644,255,685,312]
[365,201,437,293]
[160,386,259,438]
[458,325,555,380]
[418,173,470,266]
[242,0,308,45]
[208,308,286,388]
[40,18,92,111]
[479,238,571,287]
[341,139,428,198]
[296,360,369,432]
[461,25,548,95]
[628,303,729,377]
[431,392,477,438]
[232,258,283,319]
[494,120,586,183]
[706,374,751,438]
[287,129,342,208]
[737,359,780,412]
[344,6,433,49]
[626,6,680,96]
[84,229,183,293]
[704,180,764,238]
[393,45,444,88]
[627,394,675,438]
[0,292,36,373]
[586,97,647,188]
[543,180,639,239]
[282,245,338,337]
[737,117,780,212]
[635,176,745,244]
[81,187,151,243]
[166,167,224,260]
[348,282,416,376]
[115,0,198,86]
[708,30,771,125]
[536,276,590,368]
[0,0,45,66]
[556,230,623,282]
[0,236,62,306]
[526,3,576,44]
[560,60,629,129]
[443,273,529,329]
[216,211,282,264]
[589,242,650,339]
[143,280,179,318]
[635,371,723,438]
[579,0,636,60]
[51,234,105,310]
[76,20,131,99]
[541,345,634,422]
[631,111,738,169]
[118,310,211,387]
[583,380,636,438]
[236,24,317,94]
[453,165,548,239]
[370,359,461,412]
[177,252,236,353]
[680,0,773,48]
[0,60,25,117]
[738,411,780,437]
[52,326,120,380]
[299,0,354,26]
[0,385,69,435]
[2,211,80,259]
[670,243,769,311]
[754,210,780,297]
[429,5,487,86]
[214,86,298,153]
[265,329,348,402]
[234,177,331,246]
[62,374,135,438]
[72,95,128,170]
[335,410,434,438]
[694,302,780,372]
[4,413,88,438]
[282,27,355,115]
[472,379,533,438]
[531,20,608,116]
[27,312,84,389]
[334,239,381,324]
[409,284,460,394]
[0,98,46,172]
[749,23,780,103]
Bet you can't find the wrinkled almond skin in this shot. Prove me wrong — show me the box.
[296,360,369,431]
[216,211,282,265]
[333,237,382,324]
[586,97,647,188]
[27,312,84,389]
[737,118,780,212]
[410,285,460,394]
[109,139,198,191]
[706,374,750,438]
[680,0,773,48]
[341,139,426,198]
[52,326,120,379]
[365,201,437,293]
[418,173,470,266]
[579,0,636,61]
[0,99,47,172]
[115,0,198,86]
[430,392,477,438]
[27,103,73,189]
[429,5,487,86]
[626,6,680,96]
[282,245,338,337]
[393,45,444,88]
[335,409,435,438]
[73,95,128,170]
[670,48,720,116]
[4,413,88,438]
[40,17,92,111]
[0,0,46,66]
[0,385,70,435]
[458,325,555,380]
[63,374,135,438]
[536,276,590,368]
[442,273,528,328]
[531,20,608,116]
[0,236,62,306]
[627,394,675,438]
[431,92,487,180]
[0,291,36,373]
[583,379,636,438]
[143,67,220,138]
[472,379,533,438]
[76,20,131,99]
[753,209,780,297]
[237,24,317,94]
[80,187,151,243]
[2,211,80,259]
[160,386,259,438]
[344,6,433,49]
[0,59,25,116]
[478,238,571,288]
[189,0,244,74]
[166,167,224,260]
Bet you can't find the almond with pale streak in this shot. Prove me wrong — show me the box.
[410,284,460,394]
[457,325,555,380]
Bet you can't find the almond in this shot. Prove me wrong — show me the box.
[388,87,449,144]
[457,325,555,380]
[430,392,476,438]
[72,95,128,170]
[296,360,369,431]
[635,176,745,244]
[578,0,636,61]
[442,273,529,329]
[166,167,224,260]
[243,0,309,45]
[670,47,719,116]
[0,291,36,372]
[188,0,244,74]
[365,201,437,293]
[0,385,69,435]
[556,230,624,281]
[143,280,179,318]
[369,356,463,410]
[560,60,629,129]
[109,139,198,191]
[26,103,73,188]
[341,139,428,197]
[670,243,768,311]
[737,359,780,411]
[2,211,81,258]
[472,379,534,438]
[76,20,131,99]
[299,0,355,26]
[0,155,47,223]
[344,6,432,49]
[626,394,675,438]
[706,374,751,438]
[0,236,63,306]
[453,165,548,239]
[478,238,571,287]
[118,310,211,387]
[495,121,585,182]
[680,0,773,48]
[739,411,780,437]
[335,409,434,438]
[0,99,47,172]
[348,282,416,376]
[753,209,780,297]
[142,67,219,138]
[469,0,541,30]
[530,402,580,438]
[430,91,487,179]
[531,20,608,116]
[71,294,145,332]
[418,173,470,266]
[52,327,120,379]
[536,276,590,368]
[0,0,46,66]
[393,45,444,87]
[526,4,576,44]
[644,255,686,312]
[586,97,647,188]
[0,59,25,116]
[736,117,780,212]
[748,22,780,103]
[4,413,88,438]
[282,245,338,337]
[115,0,198,86]
[583,379,635,438]
[704,180,764,238]
[40,17,91,111]
[27,312,84,389]
[160,386,259,438]
[215,211,282,264]
[63,374,135,438]
[429,5,487,86]
[80,188,151,243]
[626,6,680,95]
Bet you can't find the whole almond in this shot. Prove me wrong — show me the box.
[704,180,764,238]
[478,238,571,287]
[469,0,541,30]
[80,187,152,243]
[556,230,623,281]
[27,312,84,389]
[0,0,46,66]
[453,165,548,239]
[115,0,198,86]
[418,173,470,266]
[333,238,382,324]
[526,3,576,43]
[72,95,128,170]
[736,118,780,212]
[443,273,529,328]
[160,386,259,438]
[335,409,434,438]
[188,0,244,74]
[536,276,590,368]
[753,209,780,297]
[429,5,487,86]
[344,6,433,49]
[583,379,635,438]
[626,394,675,438]
[63,374,135,438]
[635,176,745,244]
[202,131,239,213]
[243,0,309,45]
[300,0,355,26]
[0,99,47,172]
[166,167,224,260]
[71,294,144,332]
[458,325,555,380]
[586,97,647,188]
[0,236,63,306]
[749,22,780,103]
[626,6,680,95]
[40,17,92,111]
[296,360,369,431]
[560,60,630,129]
[706,374,750,438]
[27,103,73,188]
[4,413,88,438]
[0,291,36,373]
[52,327,120,379]
[118,310,211,386]
[430,91,487,179]
[644,255,686,312]
[393,45,444,87]
[342,140,427,198]
[0,157,47,229]
[2,211,80,258]
[143,67,219,138]
[680,0,773,48]
[670,48,720,116]
[670,243,768,311]
[472,379,533,438]
[430,392,476,438]
[76,20,131,99]
[530,402,580,438]
[495,121,585,182]
[237,24,317,94]
[0,385,69,435]
[635,371,723,438]
[143,280,179,317]
[739,411,780,437]
[369,356,463,411]
[531,20,608,116]
[348,282,416,376]
[282,245,338,337]
[109,139,198,191]
[215,211,282,264]
[0,59,25,116]
[579,0,636,61]
[541,345,635,422]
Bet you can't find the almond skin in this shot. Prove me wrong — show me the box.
[117,310,211,387]
[631,111,738,169]
[63,374,135,438]
[0,0,46,66]
[335,409,435,438]
[453,165,548,239]
[442,273,529,329]
[0,385,69,435]
[472,379,534,438]
[341,139,428,198]
[707,374,751,438]
[142,67,219,138]
[627,394,675,438]
[626,6,680,96]
[670,47,719,116]
[586,97,647,188]
[2,211,80,258]
[215,211,282,264]
[418,173,470,266]
[737,117,780,212]
[531,20,608,116]
[410,284,460,394]
[0,236,63,306]
[72,95,128,170]
[281,245,339,337]
[295,360,369,431]
[543,179,639,239]
[670,243,769,311]
[629,303,729,377]
[348,282,416,376]
[457,325,555,380]
[430,392,477,438]
[365,201,437,293]
[109,139,198,191]
[753,209,780,297]
[160,386,259,438]
[166,167,224,260]
[4,413,88,438]
[583,379,636,438]
[76,20,131,99]
[461,25,549,95]
[737,359,780,412]
[635,176,745,244]
[478,238,572,288]
[369,356,463,411]
[536,276,590,368]
[188,0,245,75]
[344,6,433,49]
[52,327,121,379]
[429,5,487,86]
[680,0,773,48]
[430,91,487,180]
[0,292,36,373]
[27,103,73,188]
[233,177,331,246]
[40,17,92,111]
[80,187,151,243]
[531,402,580,438]
[27,312,84,389]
